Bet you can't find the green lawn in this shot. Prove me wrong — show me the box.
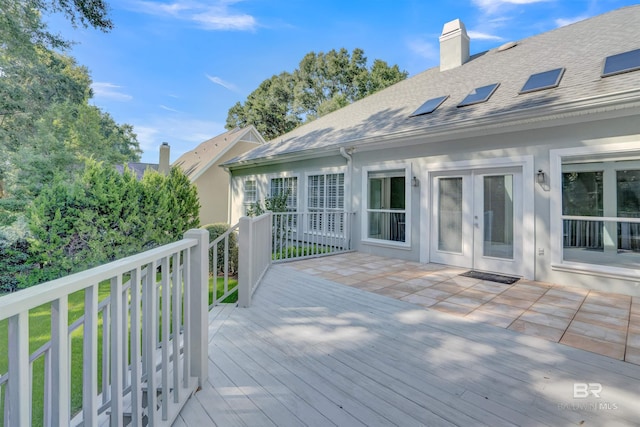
[0,276,236,425]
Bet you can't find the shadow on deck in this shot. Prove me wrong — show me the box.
[174,265,640,426]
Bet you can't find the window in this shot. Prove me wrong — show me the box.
[367,169,407,243]
[307,173,345,234]
[243,179,257,215]
[457,83,499,107]
[270,177,298,211]
[519,68,564,94]
[410,95,448,117]
[602,48,640,77]
[561,160,640,268]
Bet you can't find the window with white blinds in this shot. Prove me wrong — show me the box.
[243,179,257,214]
[307,173,345,233]
[270,177,298,211]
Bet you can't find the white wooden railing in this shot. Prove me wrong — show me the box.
[0,229,209,426]
[238,213,272,308]
[271,211,354,262]
[208,223,240,308]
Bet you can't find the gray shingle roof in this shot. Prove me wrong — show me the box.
[173,126,264,180]
[225,5,640,167]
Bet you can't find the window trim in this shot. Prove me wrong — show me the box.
[267,173,300,212]
[550,142,640,279]
[243,179,258,215]
[304,167,347,236]
[362,162,412,248]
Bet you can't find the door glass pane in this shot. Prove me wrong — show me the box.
[483,175,514,259]
[438,178,463,252]
[617,170,640,253]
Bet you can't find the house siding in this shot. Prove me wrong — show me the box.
[195,141,262,225]
[230,115,640,296]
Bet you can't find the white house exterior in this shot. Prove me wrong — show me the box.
[223,6,640,296]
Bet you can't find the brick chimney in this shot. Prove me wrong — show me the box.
[439,19,470,72]
[159,142,170,175]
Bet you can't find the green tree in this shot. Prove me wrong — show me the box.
[24,162,200,287]
[0,0,114,194]
[226,48,408,140]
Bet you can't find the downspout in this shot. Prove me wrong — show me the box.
[339,147,354,250]
[339,147,353,213]
[223,166,233,224]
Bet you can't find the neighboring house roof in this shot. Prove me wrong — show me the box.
[173,126,266,181]
[115,162,158,180]
[223,5,640,168]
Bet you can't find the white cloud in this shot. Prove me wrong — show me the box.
[472,0,550,14]
[132,1,257,31]
[92,82,133,101]
[205,74,237,91]
[159,104,181,113]
[407,39,439,61]
[467,30,504,41]
[555,15,589,27]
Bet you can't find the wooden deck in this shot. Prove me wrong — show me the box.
[173,264,640,426]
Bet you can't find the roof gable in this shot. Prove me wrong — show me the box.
[173,126,266,181]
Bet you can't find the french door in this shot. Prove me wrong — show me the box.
[430,167,523,275]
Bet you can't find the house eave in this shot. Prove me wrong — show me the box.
[224,87,640,169]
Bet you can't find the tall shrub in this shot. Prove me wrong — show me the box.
[25,161,200,287]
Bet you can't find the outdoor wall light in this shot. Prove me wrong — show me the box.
[537,169,546,185]
[412,176,419,187]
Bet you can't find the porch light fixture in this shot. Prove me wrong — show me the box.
[412,176,419,187]
[537,169,545,185]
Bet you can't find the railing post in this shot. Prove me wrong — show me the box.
[7,312,29,426]
[184,229,209,386]
[238,216,253,308]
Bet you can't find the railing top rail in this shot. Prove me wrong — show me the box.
[271,211,353,215]
[209,222,240,248]
[563,215,640,224]
[0,237,198,321]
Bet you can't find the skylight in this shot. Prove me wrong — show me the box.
[457,83,500,107]
[519,68,565,94]
[602,48,640,77]
[410,95,449,117]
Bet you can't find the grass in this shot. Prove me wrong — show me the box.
[0,275,237,425]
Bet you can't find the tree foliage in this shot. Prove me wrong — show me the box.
[0,0,127,197]
[226,48,408,141]
[23,162,200,287]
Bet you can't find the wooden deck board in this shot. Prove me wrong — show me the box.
[176,265,640,427]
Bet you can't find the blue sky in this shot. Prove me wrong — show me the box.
[48,0,638,163]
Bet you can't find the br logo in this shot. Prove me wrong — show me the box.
[573,383,602,398]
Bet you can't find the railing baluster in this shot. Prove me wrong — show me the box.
[51,296,70,425]
[161,256,170,420]
[110,275,124,426]
[8,312,29,426]
[43,349,51,427]
[101,304,110,404]
[182,250,191,386]
[171,252,181,404]
[83,284,98,425]
[145,260,158,425]
[122,283,129,388]
[213,244,218,305]
[224,234,229,296]
[130,267,143,427]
